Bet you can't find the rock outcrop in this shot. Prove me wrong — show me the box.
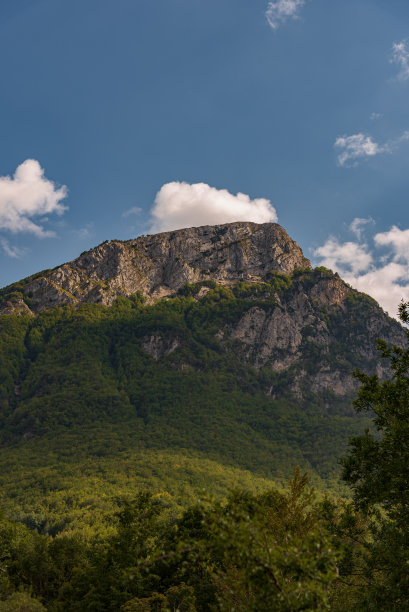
[0,222,310,314]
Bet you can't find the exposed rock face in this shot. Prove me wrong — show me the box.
[142,334,180,361]
[217,269,406,396]
[0,222,310,314]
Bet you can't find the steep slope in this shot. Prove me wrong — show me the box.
[0,222,405,534]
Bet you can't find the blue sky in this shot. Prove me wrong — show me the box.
[1,0,409,315]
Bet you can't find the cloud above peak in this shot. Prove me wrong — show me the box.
[265,0,305,31]
[149,182,277,233]
[0,159,68,237]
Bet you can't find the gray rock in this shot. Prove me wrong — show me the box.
[0,222,310,314]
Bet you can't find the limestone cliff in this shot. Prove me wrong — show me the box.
[0,222,310,314]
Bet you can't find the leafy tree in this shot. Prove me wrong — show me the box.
[341,301,409,608]
[178,469,338,611]
[0,592,46,611]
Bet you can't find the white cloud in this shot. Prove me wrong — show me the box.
[314,237,372,275]
[370,112,383,121]
[314,222,409,318]
[0,159,67,237]
[0,238,25,259]
[347,263,409,319]
[349,217,374,240]
[374,226,409,262]
[149,182,277,233]
[393,130,409,145]
[265,0,305,31]
[391,40,409,81]
[334,129,409,167]
[334,133,385,167]
[122,206,142,218]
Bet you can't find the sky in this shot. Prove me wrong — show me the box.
[1,0,409,317]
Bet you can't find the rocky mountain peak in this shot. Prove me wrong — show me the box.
[0,222,311,314]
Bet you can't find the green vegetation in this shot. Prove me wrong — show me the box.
[339,301,409,608]
[0,471,348,611]
[0,277,378,533]
[0,273,408,608]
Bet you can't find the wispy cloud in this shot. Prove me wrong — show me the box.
[0,159,67,237]
[122,206,142,218]
[334,129,409,167]
[73,223,94,240]
[391,40,409,81]
[150,182,277,233]
[314,219,409,318]
[349,217,374,240]
[370,112,383,121]
[0,238,25,259]
[334,133,385,167]
[265,0,305,31]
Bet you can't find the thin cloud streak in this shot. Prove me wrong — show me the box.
[334,129,409,167]
[391,40,409,80]
[0,238,25,259]
[334,133,385,167]
[122,206,142,218]
[265,0,305,31]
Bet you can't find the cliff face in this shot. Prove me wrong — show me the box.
[215,269,405,397]
[0,222,310,314]
[0,222,406,400]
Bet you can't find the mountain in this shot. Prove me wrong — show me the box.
[0,222,310,314]
[0,222,405,535]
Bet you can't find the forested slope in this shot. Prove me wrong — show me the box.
[0,263,404,535]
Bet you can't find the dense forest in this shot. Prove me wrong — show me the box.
[0,270,382,534]
[1,273,408,609]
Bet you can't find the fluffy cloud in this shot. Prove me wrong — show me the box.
[149,182,277,233]
[313,219,409,318]
[374,226,409,262]
[334,133,384,167]
[0,159,67,237]
[391,40,409,81]
[265,0,305,31]
[348,263,409,319]
[314,237,372,275]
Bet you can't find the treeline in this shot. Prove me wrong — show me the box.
[1,465,408,611]
[0,470,383,611]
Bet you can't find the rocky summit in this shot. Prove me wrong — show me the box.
[0,222,310,314]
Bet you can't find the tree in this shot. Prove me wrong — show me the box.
[341,301,409,608]
[185,469,338,611]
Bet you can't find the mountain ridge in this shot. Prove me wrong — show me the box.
[0,222,310,315]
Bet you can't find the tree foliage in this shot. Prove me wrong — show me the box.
[341,301,409,608]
